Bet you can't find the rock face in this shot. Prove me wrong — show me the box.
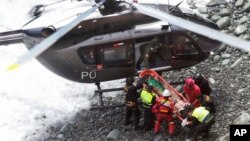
[29,1,250,141]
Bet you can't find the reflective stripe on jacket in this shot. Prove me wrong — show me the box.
[192,107,209,123]
[156,97,172,113]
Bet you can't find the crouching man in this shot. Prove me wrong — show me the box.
[182,106,215,141]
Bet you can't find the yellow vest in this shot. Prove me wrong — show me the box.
[192,107,209,123]
[140,89,155,107]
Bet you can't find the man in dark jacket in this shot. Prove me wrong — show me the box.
[194,73,216,113]
[124,77,141,130]
[193,73,211,96]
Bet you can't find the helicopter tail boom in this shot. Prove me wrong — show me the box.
[0,30,23,45]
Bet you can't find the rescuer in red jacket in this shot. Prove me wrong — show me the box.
[152,89,175,136]
[183,78,201,107]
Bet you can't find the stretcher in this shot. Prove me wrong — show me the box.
[139,70,190,120]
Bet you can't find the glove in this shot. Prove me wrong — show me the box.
[181,118,188,127]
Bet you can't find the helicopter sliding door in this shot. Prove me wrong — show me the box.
[78,40,135,82]
[170,33,205,68]
[135,35,173,71]
[98,41,135,81]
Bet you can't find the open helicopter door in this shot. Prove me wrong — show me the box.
[170,32,208,68]
[135,35,173,71]
[97,40,135,81]
[78,38,135,82]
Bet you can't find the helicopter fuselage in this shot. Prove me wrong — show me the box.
[2,1,221,83]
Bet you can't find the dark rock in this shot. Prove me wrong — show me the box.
[219,8,231,16]
[153,134,164,141]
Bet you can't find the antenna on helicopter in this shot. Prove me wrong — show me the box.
[169,0,183,13]
[167,0,169,12]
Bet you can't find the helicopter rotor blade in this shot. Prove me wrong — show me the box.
[7,1,104,71]
[130,1,250,52]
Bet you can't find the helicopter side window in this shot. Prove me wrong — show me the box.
[77,48,96,65]
[172,35,198,55]
[78,42,134,68]
[103,42,134,68]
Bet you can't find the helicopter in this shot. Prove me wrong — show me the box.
[2,0,250,106]
[0,0,222,84]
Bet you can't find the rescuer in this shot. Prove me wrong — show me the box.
[152,89,175,136]
[183,78,201,107]
[182,106,215,141]
[140,83,157,131]
[124,77,142,130]
[193,73,211,96]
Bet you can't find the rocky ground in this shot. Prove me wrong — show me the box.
[32,0,250,141]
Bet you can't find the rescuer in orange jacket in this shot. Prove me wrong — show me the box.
[152,89,175,136]
[183,78,201,107]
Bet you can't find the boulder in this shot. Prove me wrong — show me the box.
[235,0,245,7]
[216,17,230,29]
[222,59,230,65]
[243,2,250,11]
[197,6,208,14]
[236,15,249,24]
[221,53,231,59]
[211,15,222,22]
[208,78,216,84]
[234,112,250,124]
[213,55,221,63]
[219,8,231,16]
[107,129,121,140]
[234,25,247,35]
[216,133,229,141]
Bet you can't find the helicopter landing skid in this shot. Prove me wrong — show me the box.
[94,82,124,106]
[90,104,125,110]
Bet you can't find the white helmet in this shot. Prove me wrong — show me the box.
[162,89,170,97]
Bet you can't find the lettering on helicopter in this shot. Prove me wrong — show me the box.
[81,70,97,79]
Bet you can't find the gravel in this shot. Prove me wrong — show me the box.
[30,0,250,141]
